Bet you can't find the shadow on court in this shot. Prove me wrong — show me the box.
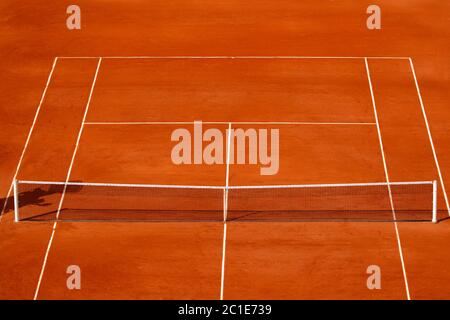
[0,183,83,220]
[0,185,61,215]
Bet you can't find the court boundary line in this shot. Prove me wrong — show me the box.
[365,58,411,300]
[220,123,232,300]
[220,223,227,299]
[0,57,59,223]
[409,58,450,216]
[57,56,411,60]
[85,121,376,126]
[33,58,103,300]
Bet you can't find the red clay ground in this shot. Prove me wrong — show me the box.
[0,1,449,299]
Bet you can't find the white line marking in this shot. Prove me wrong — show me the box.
[33,58,102,300]
[365,58,411,300]
[225,123,232,190]
[409,58,450,216]
[223,122,233,221]
[0,58,59,223]
[58,56,412,60]
[220,223,227,300]
[220,123,232,300]
[85,121,376,126]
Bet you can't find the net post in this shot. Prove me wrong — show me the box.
[13,179,19,222]
[432,180,438,223]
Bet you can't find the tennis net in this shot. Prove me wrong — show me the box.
[13,180,437,222]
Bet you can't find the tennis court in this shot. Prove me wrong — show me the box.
[1,1,450,301]
[0,55,449,299]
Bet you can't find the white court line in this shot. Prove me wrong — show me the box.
[409,58,450,216]
[0,57,59,223]
[365,58,411,300]
[85,121,376,126]
[58,56,412,60]
[33,58,102,300]
[224,123,232,218]
[220,123,232,300]
[220,223,228,300]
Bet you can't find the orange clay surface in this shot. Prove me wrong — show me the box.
[0,1,449,299]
